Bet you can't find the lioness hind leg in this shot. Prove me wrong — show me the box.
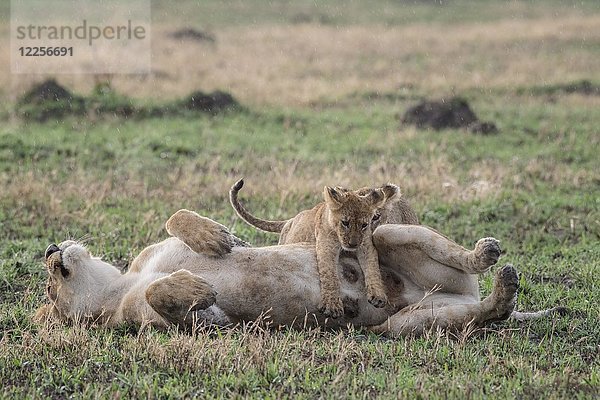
[146,269,216,327]
[373,225,500,274]
[371,265,518,337]
[166,209,234,257]
[478,264,519,322]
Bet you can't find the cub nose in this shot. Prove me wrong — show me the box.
[347,241,359,249]
[45,244,60,260]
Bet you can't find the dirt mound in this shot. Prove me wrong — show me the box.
[558,80,599,95]
[169,28,215,42]
[179,90,238,113]
[14,80,240,122]
[16,79,86,122]
[401,97,497,134]
[19,79,73,104]
[524,80,600,96]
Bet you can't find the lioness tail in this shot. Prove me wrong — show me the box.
[510,306,568,321]
[229,179,288,233]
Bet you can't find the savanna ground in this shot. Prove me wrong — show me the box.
[1,0,599,398]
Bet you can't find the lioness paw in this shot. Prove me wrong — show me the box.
[471,237,501,272]
[496,264,519,297]
[489,264,519,320]
[146,269,216,321]
[166,209,234,257]
[318,297,345,319]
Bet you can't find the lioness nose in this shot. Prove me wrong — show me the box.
[45,244,60,260]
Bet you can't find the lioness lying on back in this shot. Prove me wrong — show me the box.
[37,209,562,335]
[229,180,402,318]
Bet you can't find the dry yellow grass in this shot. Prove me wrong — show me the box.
[3,14,599,106]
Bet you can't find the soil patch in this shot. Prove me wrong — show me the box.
[523,79,600,96]
[16,79,86,122]
[178,90,239,114]
[401,97,498,134]
[169,28,215,43]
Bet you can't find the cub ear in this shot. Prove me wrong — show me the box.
[323,186,345,208]
[381,183,400,202]
[366,188,386,208]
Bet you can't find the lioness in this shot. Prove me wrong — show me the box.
[36,209,555,335]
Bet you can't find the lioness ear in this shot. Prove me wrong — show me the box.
[366,189,386,208]
[381,183,400,202]
[323,186,345,208]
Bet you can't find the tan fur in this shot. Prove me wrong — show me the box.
[36,209,559,335]
[354,183,419,227]
[312,186,388,317]
[229,179,419,239]
[230,180,406,318]
[166,209,234,256]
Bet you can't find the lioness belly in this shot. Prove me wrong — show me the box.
[143,240,391,328]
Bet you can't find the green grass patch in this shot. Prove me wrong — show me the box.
[1,87,598,397]
[1,1,599,397]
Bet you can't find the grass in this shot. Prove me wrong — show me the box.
[3,1,600,105]
[1,0,599,398]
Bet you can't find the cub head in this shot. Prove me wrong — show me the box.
[323,186,387,251]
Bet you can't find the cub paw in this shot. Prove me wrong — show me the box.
[366,285,388,308]
[472,237,501,272]
[368,293,388,309]
[318,297,345,319]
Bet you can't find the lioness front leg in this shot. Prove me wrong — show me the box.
[357,236,387,308]
[374,225,500,274]
[166,209,234,257]
[145,269,217,327]
[316,233,345,319]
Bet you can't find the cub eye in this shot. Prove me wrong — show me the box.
[361,223,369,230]
[341,220,350,228]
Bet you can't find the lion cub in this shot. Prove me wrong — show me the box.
[230,180,397,318]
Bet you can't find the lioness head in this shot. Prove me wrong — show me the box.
[41,241,120,322]
[323,186,389,251]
